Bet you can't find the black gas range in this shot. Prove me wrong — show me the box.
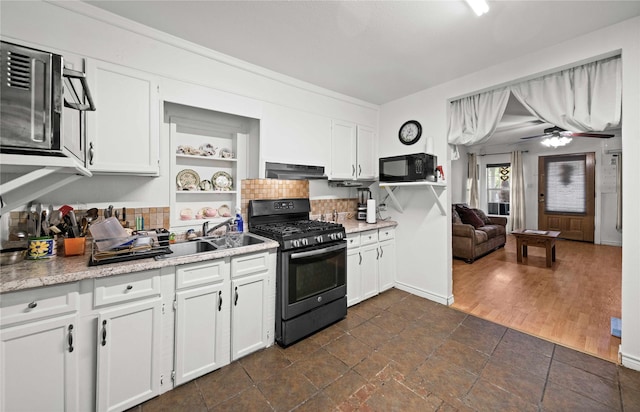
[248,198,347,347]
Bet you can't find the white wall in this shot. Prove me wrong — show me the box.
[380,16,640,370]
[0,0,377,210]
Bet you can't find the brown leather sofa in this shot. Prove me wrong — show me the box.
[452,204,507,263]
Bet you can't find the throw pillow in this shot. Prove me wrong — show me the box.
[456,205,485,229]
[472,208,491,225]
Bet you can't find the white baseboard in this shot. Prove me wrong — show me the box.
[600,240,622,247]
[393,281,453,306]
[621,350,640,371]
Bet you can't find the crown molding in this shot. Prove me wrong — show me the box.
[46,0,379,111]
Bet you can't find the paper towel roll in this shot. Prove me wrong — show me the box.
[425,136,434,154]
[366,199,376,224]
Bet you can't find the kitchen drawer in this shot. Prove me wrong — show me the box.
[378,228,395,241]
[94,269,160,307]
[176,259,228,289]
[232,252,269,278]
[346,234,360,249]
[360,230,378,246]
[0,283,79,327]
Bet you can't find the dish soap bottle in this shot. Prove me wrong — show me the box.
[234,207,244,232]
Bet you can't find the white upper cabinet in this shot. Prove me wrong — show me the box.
[330,120,358,179]
[356,125,376,180]
[330,120,376,180]
[86,59,160,176]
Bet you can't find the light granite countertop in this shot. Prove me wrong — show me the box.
[0,219,397,294]
[0,237,279,294]
[340,218,397,234]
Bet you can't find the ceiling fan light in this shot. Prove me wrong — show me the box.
[465,0,489,16]
[541,136,572,148]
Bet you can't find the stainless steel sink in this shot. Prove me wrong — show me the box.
[199,233,265,250]
[162,233,266,259]
[166,240,218,258]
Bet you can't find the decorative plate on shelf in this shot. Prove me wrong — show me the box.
[176,169,200,190]
[212,171,233,191]
[217,204,232,217]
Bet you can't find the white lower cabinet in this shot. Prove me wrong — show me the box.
[0,283,80,412]
[346,243,362,307]
[231,252,272,361]
[174,260,230,386]
[96,299,162,412]
[346,227,396,307]
[0,249,276,412]
[360,242,380,301]
[94,270,162,412]
[378,229,396,292]
[1,313,78,412]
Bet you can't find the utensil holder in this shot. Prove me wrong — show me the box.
[64,238,86,256]
[27,237,56,259]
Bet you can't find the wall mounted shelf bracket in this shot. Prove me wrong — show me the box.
[379,181,447,216]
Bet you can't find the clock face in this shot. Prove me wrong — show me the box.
[399,120,422,145]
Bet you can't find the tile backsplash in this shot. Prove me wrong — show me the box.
[7,179,358,239]
[7,207,170,239]
[241,178,358,220]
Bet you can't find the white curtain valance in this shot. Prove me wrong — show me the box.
[447,55,622,152]
[447,87,511,147]
[510,55,622,132]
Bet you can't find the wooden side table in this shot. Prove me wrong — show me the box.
[512,229,561,268]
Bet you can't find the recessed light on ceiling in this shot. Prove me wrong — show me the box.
[541,136,572,148]
[465,0,490,16]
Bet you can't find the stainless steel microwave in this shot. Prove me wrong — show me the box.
[379,152,437,183]
[0,41,95,162]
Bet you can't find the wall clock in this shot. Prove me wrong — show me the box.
[399,120,422,145]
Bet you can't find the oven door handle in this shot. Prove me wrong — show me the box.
[290,243,346,259]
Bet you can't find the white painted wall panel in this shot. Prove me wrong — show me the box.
[380,16,640,369]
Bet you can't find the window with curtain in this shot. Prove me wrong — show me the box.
[545,156,586,213]
[486,163,510,215]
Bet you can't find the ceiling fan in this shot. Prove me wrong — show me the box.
[521,126,614,141]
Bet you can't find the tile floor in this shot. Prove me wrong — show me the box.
[128,288,640,411]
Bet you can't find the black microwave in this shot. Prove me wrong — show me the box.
[379,153,437,183]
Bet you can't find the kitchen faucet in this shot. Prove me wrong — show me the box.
[202,218,235,237]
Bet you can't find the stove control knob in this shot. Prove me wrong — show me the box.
[315,235,323,243]
[337,232,343,239]
[302,238,309,246]
[292,240,300,248]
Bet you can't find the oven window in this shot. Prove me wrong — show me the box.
[288,247,345,304]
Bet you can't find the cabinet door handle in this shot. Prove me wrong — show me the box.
[101,320,107,346]
[376,248,379,259]
[218,291,222,312]
[352,165,355,177]
[234,286,239,306]
[27,301,37,309]
[359,165,362,176]
[126,285,133,291]
[89,142,95,165]
[379,247,383,258]
[68,324,74,353]
[359,252,362,265]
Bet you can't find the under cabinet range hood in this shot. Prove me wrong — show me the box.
[265,162,327,180]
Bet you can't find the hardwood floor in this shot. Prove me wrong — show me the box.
[452,234,622,363]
